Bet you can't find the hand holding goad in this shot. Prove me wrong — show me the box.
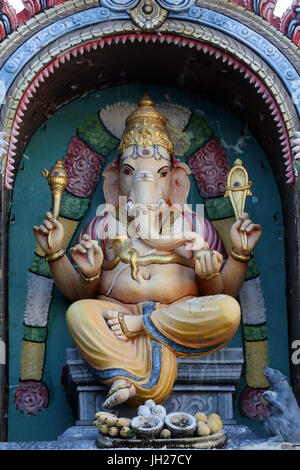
[230,212,261,255]
[70,234,103,278]
[33,212,64,255]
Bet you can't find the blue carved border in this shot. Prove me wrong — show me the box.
[0,5,300,119]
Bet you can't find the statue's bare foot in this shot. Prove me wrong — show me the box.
[103,311,143,341]
[103,379,136,409]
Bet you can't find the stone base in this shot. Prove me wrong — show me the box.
[0,424,264,450]
[65,347,244,425]
[56,424,259,449]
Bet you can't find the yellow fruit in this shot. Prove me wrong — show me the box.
[207,418,221,434]
[96,412,117,424]
[197,422,210,436]
[208,413,221,421]
[160,429,172,439]
[120,426,132,438]
[99,424,110,435]
[95,411,115,419]
[117,417,131,428]
[194,412,208,423]
[109,426,119,437]
[105,416,118,427]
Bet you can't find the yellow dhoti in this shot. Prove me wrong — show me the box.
[66,295,240,406]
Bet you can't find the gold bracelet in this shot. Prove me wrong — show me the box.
[79,271,101,282]
[230,248,253,263]
[118,312,142,338]
[203,272,219,281]
[45,248,65,263]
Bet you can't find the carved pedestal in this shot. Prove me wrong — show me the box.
[65,347,244,425]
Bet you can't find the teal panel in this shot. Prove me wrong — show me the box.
[183,112,213,157]
[204,197,234,220]
[60,192,90,221]
[23,325,48,342]
[77,114,118,156]
[30,255,52,278]
[245,258,260,280]
[8,85,288,442]
[243,324,268,342]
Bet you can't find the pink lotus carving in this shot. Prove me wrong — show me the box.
[240,387,271,420]
[14,381,49,416]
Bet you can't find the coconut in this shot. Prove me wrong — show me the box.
[138,405,152,417]
[152,405,166,420]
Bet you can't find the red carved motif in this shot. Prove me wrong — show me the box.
[229,0,253,8]
[14,381,49,415]
[16,8,31,25]
[23,0,54,16]
[240,387,271,420]
[0,0,300,47]
[259,0,280,29]
[292,25,300,45]
[188,136,231,198]
[64,136,105,198]
[279,2,296,33]
[0,0,17,40]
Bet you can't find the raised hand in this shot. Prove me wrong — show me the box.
[231,212,261,255]
[33,212,64,255]
[70,234,103,278]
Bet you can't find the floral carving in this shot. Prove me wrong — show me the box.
[14,381,49,415]
[188,136,230,198]
[240,387,271,420]
[64,136,105,198]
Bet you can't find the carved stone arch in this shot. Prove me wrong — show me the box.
[1,0,300,440]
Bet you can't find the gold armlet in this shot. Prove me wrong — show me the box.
[79,271,101,282]
[118,312,143,338]
[45,248,65,263]
[230,248,253,263]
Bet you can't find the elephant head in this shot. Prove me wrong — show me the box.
[101,145,204,250]
[99,94,203,250]
[103,145,191,211]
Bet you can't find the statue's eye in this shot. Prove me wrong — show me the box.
[160,170,169,178]
[123,167,133,176]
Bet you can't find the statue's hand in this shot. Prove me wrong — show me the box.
[33,212,64,255]
[231,213,262,255]
[70,234,103,278]
[194,246,223,278]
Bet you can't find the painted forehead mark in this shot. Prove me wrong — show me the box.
[119,145,172,165]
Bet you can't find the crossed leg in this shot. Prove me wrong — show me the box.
[66,299,138,409]
[101,311,144,408]
[103,311,143,341]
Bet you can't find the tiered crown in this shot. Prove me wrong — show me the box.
[118,94,175,157]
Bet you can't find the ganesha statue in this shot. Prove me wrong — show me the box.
[33,94,261,410]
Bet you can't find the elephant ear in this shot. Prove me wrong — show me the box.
[102,162,120,206]
[170,162,191,207]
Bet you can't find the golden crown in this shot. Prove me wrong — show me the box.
[118,94,175,157]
